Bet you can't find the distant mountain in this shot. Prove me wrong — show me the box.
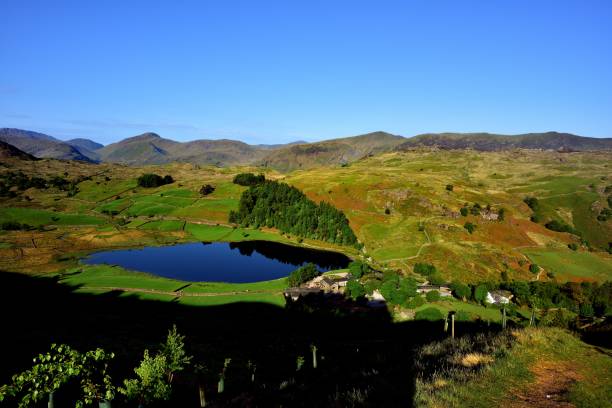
[66,138,104,152]
[256,141,308,150]
[0,140,37,160]
[66,138,104,162]
[396,132,612,151]
[0,128,96,162]
[96,132,269,166]
[259,131,407,171]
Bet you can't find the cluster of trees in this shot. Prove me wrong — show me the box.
[544,219,579,235]
[449,279,612,318]
[228,180,359,247]
[232,173,265,186]
[0,171,83,197]
[413,263,445,285]
[458,203,504,221]
[137,174,174,188]
[287,263,320,287]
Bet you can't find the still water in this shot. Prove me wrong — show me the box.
[84,240,351,283]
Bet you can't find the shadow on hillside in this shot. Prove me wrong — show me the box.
[0,271,501,407]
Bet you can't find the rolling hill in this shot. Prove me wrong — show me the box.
[396,131,612,151]
[0,128,96,162]
[259,131,407,171]
[96,132,269,166]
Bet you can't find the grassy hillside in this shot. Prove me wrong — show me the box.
[414,327,612,407]
[285,150,612,281]
[397,131,612,151]
[0,149,610,283]
[260,131,406,171]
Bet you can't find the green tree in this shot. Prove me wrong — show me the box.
[348,260,369,279]
[460,207,468,217]
[425,290,441,302]
[464,222,476,234]
[529,264,540,274]
[345,279,365,300]
[159,325,192,383]
[286,263,320,287]
[120,350,171,406]
[474,284,489,304]
[232,173,265,186]
[450,281,470,300]
[414,263,436,277]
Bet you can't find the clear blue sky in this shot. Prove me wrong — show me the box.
[1,0,611,145]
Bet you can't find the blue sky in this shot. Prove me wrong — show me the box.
[1,0,611,145]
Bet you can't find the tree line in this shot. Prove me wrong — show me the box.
[228,180,359,247]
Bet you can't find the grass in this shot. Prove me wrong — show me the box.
[523,248,612,281]
[414,327,612,408]
[0,207,104,226]
[412,299,507,323]
[57,263,287,306]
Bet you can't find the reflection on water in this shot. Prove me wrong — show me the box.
[84,240,351,283]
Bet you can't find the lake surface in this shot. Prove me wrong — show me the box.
[84,240,351,283]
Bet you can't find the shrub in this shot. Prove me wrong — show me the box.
[137,174,173,188]
[530,214,541,223]
[445,184,453,192]
[414,263,436,277]
[232,173,265,186]
[286,263,320,287]
[523,196,539,211]
[463,222,476,234]
[415,307,444,321]
[404,295,425,309]
[469,204,481,216]
[425,290,441,302]
[459,207,468,217]
[568,243,578,251]
[384,208,391,215]
[1,221,32,231]
[199,184,215,196]
[498,208,505,221]
[529,264,540,274]
[544,219,578,235]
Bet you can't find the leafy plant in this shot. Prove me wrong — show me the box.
[159,325,192,383]
[120,350,171,405]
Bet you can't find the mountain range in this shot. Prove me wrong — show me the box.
[1,127,611,170]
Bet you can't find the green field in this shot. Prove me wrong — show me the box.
[523,248,612,281]
[58,264,287,306]
[0,207,104,226]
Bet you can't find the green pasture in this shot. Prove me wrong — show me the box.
[522,248,612,281]
[0,207,104,226]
